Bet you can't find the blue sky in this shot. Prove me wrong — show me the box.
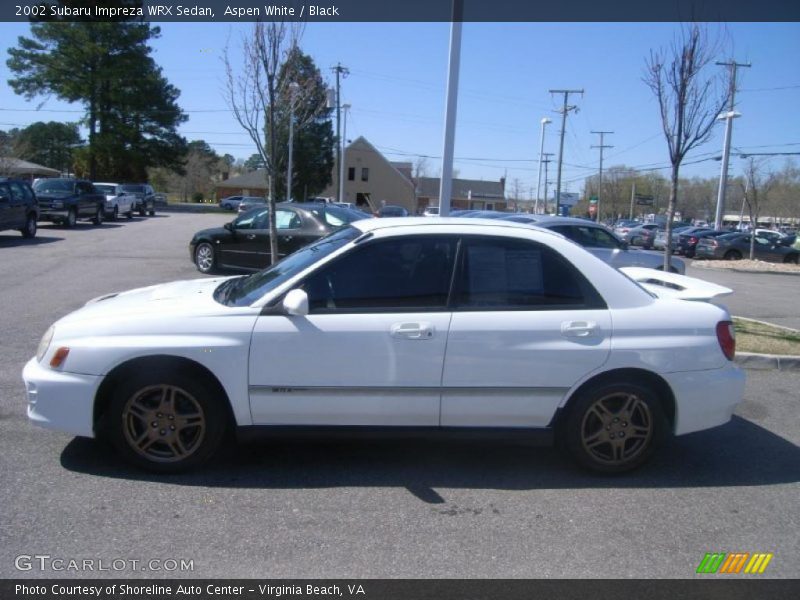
[2,21,798,195]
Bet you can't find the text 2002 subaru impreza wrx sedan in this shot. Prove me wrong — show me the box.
[23,218,745,473]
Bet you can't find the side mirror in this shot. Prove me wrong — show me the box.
[224,222,234,232]
[283,289,309,316]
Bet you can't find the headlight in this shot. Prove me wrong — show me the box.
[36,326,55,362]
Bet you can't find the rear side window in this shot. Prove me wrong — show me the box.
[454,237,606,310]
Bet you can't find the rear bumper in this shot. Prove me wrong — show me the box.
[22,357,100,438]
[666,363,746,435]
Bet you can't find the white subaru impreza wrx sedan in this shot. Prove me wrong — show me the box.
[23,218,745,473]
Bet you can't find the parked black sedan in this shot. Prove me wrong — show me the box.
[677,229,726,258]
[190,202,369,273]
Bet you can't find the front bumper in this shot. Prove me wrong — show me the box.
[666,363,746,436]
[22,357,101,438]
[39,209,69,221]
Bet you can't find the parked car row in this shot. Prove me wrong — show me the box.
[695,232,800,264]
[0,178,158,239]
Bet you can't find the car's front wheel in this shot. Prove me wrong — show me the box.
[20,213,37,238]
[107,370,228,472]
[195,242,216,274]
[93,206,104,226]
[64,207,77,228]
[563,381,667,474]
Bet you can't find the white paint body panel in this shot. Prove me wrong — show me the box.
[249,313,451,425]
[21,218,745,444]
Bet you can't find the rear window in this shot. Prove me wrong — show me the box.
[120,185,145,193]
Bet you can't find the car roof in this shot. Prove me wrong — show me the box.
[350,216,565,239]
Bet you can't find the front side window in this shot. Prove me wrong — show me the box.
[454,237,605,310]
[302,236,457,312]
[234,208,268,230]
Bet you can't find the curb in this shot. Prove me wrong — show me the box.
[158,204,227,214]
[735,352,800,372]
[691,262,800,277]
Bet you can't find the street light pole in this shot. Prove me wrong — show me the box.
[338,103,351,206]
[438,0,463,217]
[714,110,740,229]
[286,82,300,203]
[534,118,551,214]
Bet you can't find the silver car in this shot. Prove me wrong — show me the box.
[500,215,685,273]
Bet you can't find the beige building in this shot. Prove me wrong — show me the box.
[416,177,507,213]
[322,137,415,213]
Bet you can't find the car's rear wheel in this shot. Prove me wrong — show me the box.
[111,206,119,221]
[148,205,155,216]
[93,206,104,226]
[126,208,134,219]
[563,381,667,474]
[724,250,742,261]
[20,213,37,238]
[784,254,799,265]
[107,370,228,472]
[195,242,215,274]
[139,204,146,216]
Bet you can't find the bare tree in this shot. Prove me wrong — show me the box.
[224,22,311,264]
[740,158,776,260]
[644,24,731,269]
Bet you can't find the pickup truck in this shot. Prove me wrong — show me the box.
[33,178,106,227]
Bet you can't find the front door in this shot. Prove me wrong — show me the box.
[441,236,611,427]
[248,235,458,426]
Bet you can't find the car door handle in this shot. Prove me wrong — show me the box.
[390,322,434,340]
[561,321,598,338]
[247,234,257,240]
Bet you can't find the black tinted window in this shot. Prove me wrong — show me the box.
[551,225,621,249]
[303,236,457,312]
[454,237,604,310]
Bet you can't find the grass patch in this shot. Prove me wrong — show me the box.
[734,317,800,356]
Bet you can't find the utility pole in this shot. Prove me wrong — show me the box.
[534,117,552,215]
[541,154,553,214]
[591,130,613,223]
[714,60,750,229]
[331,62,349,203]
[549,89,583,216]
[286,82,300,202]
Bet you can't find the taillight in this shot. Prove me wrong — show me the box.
[689,236,698,244]
[716,321,736,361]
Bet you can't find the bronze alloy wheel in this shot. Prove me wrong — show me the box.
[579,391,653,466]
[122,384,206,463]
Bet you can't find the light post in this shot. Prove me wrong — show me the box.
[286,82,300,202]
[338,103,351,206]
[714,110,741,229]
[534,118,551,214]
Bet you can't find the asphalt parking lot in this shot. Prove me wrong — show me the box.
[0,213,798,579]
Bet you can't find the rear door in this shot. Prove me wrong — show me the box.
[0,183,14,229]
[441,236,611,428]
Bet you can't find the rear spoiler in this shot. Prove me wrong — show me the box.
[620,267,733,302]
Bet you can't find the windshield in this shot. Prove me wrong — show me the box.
[94,184,117,195]
[34,179,74,193]
[120,184,145,193]
[214,226,361,307]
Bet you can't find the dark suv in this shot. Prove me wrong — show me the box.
[33,178,105,227]
[0,178,38,238]
[119,183,156,216]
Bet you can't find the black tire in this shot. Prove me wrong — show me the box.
[195,242,215,274]
[138,204,146,217]
[111,206,119,221]
[724,250,742,261]
[106,369,229,473]
[784,254,799,265]
[93,206,104,226]
[64,207,77,228]
[562,380,667,474]
[148,204,155,216]
[20,213,37,238]
[126,207,134,219]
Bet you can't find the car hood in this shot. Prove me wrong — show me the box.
[55,277,235,328]
[36,191,74,199]
[192,226,229,240]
